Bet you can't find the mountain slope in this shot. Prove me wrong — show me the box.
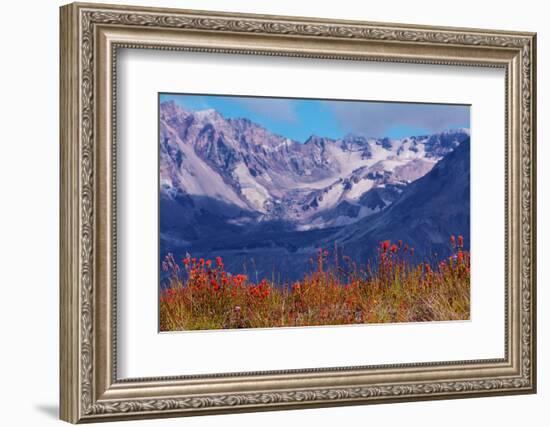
[331,137,471,260]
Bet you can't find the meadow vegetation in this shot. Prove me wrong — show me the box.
[160,236,470,331]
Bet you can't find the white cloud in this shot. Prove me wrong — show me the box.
[325,101,470,137]
[235,98,298,123]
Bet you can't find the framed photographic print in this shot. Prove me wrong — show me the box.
[60,2,537,423]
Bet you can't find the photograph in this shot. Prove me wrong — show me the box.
[158,94,471,331]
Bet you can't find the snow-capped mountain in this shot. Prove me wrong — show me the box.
[160,100,469,229]
[159,100,470,282]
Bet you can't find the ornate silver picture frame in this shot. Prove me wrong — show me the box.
[60,2,536,423]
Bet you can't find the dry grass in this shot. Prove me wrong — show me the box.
[159,237,470,331]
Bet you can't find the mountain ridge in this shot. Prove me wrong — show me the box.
[160,100,469,228]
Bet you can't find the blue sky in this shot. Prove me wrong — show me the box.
[160,93,470,143]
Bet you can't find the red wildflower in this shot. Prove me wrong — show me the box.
[206,259,212,268]
[458,235,464,248]
[450,235,456,247]
[183,258,189,266]
[390,244,398,254]
[380,240,390,253]
[457,251,464,263]
[234,274,247,285]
